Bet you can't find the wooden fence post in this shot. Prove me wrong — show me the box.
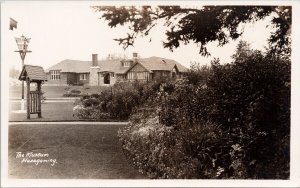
[27,78,30,119]
[37,81,42,118]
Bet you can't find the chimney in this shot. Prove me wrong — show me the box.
[90,54,100,86]
[132,52,138,58]
[92,54,98,67]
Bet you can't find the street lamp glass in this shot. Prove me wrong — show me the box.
[15,35,30,52]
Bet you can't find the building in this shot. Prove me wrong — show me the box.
[45,53,188,86]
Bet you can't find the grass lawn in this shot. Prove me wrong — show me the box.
[9,101,78,121]
[9,85,108,99]
[8,123,145,179]
[9,100,127,122]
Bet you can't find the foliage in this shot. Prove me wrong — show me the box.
[204,44,290,178]
[106,53,128,60]
[73,80,168,120]
[119,115,225,178]
[63,88,82,97]
[118,41,290,179]
[71,82,84,86]
[41,90,46,102]
[186,62,211,85]
[93,6,291,55]
[73,104,110,120]
[9,67,20,79]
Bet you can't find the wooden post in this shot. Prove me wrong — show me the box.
[37,81,42,118]
[26,78,30,119]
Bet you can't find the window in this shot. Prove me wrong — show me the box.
[111,73,115,77]
[50,70,60,80]
[127,71,149,80]
[79,73,87,80]
[122,61,131,67]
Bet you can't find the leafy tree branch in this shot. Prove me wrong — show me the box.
[92,5,291,56]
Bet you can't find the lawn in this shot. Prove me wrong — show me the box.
[8,123,145,179]
[9,100,127,122]
[9,85,108,99]
[9,101,78,121]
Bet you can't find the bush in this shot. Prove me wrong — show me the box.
[205,53,290,178]
[70,89,81,94]
[73,104,110,120]
[73,82,84,86]
[119,44,290,179]
[63,88,82,97]
[119,113,228,178]
[73,80,167,120]
[186,62,211,86]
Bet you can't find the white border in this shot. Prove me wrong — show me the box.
[1,1,300,187]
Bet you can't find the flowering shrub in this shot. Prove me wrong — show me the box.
[119,114,225,178]
[73,104,110,120]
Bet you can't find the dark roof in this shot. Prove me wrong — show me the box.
[19,65,47,81]
[46,56,188,74]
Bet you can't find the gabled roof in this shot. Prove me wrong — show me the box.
[45,59,92,73]
[124,61,153,74]
[46,56,188,74]
[140,56,188,72]
[19,65,47,81]
[97,59,131,74]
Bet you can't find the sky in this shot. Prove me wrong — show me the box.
[1,1,275,70]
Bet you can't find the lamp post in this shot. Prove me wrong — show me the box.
[15,35,31,111]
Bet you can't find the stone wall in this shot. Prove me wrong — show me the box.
[89,66,100,86]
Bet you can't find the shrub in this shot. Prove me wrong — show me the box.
[205,52,290,178]
[187,62,211,86]
[73,104,110,120]
[119,43,290,179]
[73,82,84,86]
[119,113,227,178]
[70,89,81,94]
[63,88,82,97]
[82,98,100,107]
[91,93,100,99]
[73,80,167,120]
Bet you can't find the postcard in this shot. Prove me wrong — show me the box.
[1,0,300,187]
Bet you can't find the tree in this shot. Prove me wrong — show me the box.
[92,6,291,56]
[106,53,128,60]
[9,67,20,79]
[204,41,290,178]
[231,40,252,61]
